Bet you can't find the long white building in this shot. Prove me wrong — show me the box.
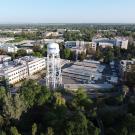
[0,44,18,53]
[25,57,46,75]
[92,37,128,49]
[0,56,46,84]
[0,37,14,43]
[65,41,96,53]
[0,55,11,63]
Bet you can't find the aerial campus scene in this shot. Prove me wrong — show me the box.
[0,0,135,135]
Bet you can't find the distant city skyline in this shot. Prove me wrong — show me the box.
[0,0,135,24]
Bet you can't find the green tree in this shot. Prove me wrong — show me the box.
[0,131,6,135]
[88,121,100,135]
[128,96,135,115]
[64,48,71,59]
[126,65,135,87]
[113,46,121,59]
[0,87,6,100]
[122,113,135,134]
[70,51,76,61]
[53,92,66,107]
[41,45,47,56]
[78,52,86,61]
[0,115,5,128]
[16,49,27,57]
[104,47,114,63]
[65,111,88,135]
[36,86,51,106]
[72,87,93,110]
[64,31,82,41]
[46,127,54,135]
[0,49,6,55]
[10,127,21,135]
[33,45,42,53]
[95,47,102,60]
[32,123,37,135]
[32,45,43,57]
[120,127,128,135]
[33,52,43,57]
[3,93,26,120]
[122,85,129,98]
[21,80,41,108]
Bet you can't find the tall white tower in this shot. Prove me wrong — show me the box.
[46,43,62,89]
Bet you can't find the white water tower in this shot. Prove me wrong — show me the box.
[46,43,62,89]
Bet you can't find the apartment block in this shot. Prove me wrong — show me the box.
[0,56,46,84]
[119,59,135,79]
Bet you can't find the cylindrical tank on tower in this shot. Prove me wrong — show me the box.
[47,43,60,54]
[46,42,62,89]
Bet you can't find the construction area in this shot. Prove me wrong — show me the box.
[62,60,104,83]
[62,60,118,91]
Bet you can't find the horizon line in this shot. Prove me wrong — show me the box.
[0,22,135,25]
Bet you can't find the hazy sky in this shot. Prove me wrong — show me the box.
[0,0,135,23]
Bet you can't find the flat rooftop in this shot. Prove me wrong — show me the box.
[62,60,105,84]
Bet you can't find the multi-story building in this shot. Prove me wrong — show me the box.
[65,41,84,48]
[65,41,96,53]
[116,37,129,49]
[57,29,66,34]
[92,37,128,49]
[65,41,86,54]
[82,42,96,51]
[0,29,22,34]
[43,32,59,37]
[67,30,80,33]
[0,55,11,63]
[0,37,14,43]
[21,56,46,75]
[43,39,64,44]
[98,42,114,48]
[0,44,18,53]
[119,59,135,79]
[0,56,46,84]
[3,63,29,84]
